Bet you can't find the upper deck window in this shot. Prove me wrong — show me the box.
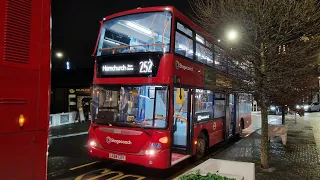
[196,43,213,66]
[175,32,194,59]
[196,34,204,44]
[97,11,172,56]
[177,22,192,37]
[175,22,194,59]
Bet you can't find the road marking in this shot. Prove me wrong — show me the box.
[69,161,99,171]
[50,131,88,139]
[75,168,145,180]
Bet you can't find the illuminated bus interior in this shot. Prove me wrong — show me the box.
[91,85,168,128]
[97,11,172,56]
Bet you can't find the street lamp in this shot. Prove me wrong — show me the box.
[55,51,71,70]
[56,52,63,58]
[227,29,238,41]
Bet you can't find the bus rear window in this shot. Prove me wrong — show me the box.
[97,11,172,56]
[91,85,168,128]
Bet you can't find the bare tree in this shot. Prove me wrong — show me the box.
[190,0,320,168]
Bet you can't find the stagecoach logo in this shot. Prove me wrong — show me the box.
[106,136,132,145]
[175,61,193,71]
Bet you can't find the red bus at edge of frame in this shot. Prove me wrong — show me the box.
[0,0,51,179]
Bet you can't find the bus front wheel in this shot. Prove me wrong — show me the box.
[195,132,208,160]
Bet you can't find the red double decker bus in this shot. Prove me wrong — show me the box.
[88,6,252,169]
[0,0,51,179]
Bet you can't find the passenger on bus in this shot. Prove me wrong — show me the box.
[119,88,129,121]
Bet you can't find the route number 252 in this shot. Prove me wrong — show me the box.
[139,60,153,73]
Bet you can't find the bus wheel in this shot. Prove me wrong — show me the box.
[195,132,208,160]
[237,119,245,138]
[241,118,245,129]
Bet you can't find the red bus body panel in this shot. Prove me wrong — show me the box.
[88,126,171,169]
[0,0,51,179]
[173,56,204,87]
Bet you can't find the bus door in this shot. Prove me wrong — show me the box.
[171,87,192,165]
[229,94,237,136]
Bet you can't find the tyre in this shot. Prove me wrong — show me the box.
[240,118,245,130]
[236,119,244,138]
[194,132,208,160]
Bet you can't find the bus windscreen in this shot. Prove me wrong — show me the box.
[91,85,168,128]
[96,11,172,56]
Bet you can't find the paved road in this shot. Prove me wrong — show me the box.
[48,112,320,180]
[48,134,238,180]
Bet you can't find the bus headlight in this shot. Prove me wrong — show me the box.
[140,149,160,155]
[146,149,156,155]
[89,140,97,147]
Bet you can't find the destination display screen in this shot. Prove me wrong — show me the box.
[96,54,161,78]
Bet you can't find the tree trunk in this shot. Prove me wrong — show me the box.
[281,106,285,125]
[260,97,269,169]
[260,42,269,169]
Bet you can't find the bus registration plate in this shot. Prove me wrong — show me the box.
[109,153,126,161]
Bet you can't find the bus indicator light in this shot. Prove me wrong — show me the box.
[18,114,25,128]
[159,137,168,144]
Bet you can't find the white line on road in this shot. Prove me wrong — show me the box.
[50,131,88,139]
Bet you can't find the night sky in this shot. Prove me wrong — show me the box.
[52,0,191,70]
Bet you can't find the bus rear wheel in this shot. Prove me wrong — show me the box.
[194,132,208,160]
[237,119,245,138]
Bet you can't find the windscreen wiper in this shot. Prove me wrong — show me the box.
[136,122,152,136]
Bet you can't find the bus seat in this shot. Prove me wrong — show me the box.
[175,49,186,56]
[147,35,168,52]
[198,58,207,64]
[187,53,194,59]
[122,38,147,53]
[122,46,146,53]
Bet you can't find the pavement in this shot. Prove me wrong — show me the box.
[49,121,90,139]
[212,112,320,180]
